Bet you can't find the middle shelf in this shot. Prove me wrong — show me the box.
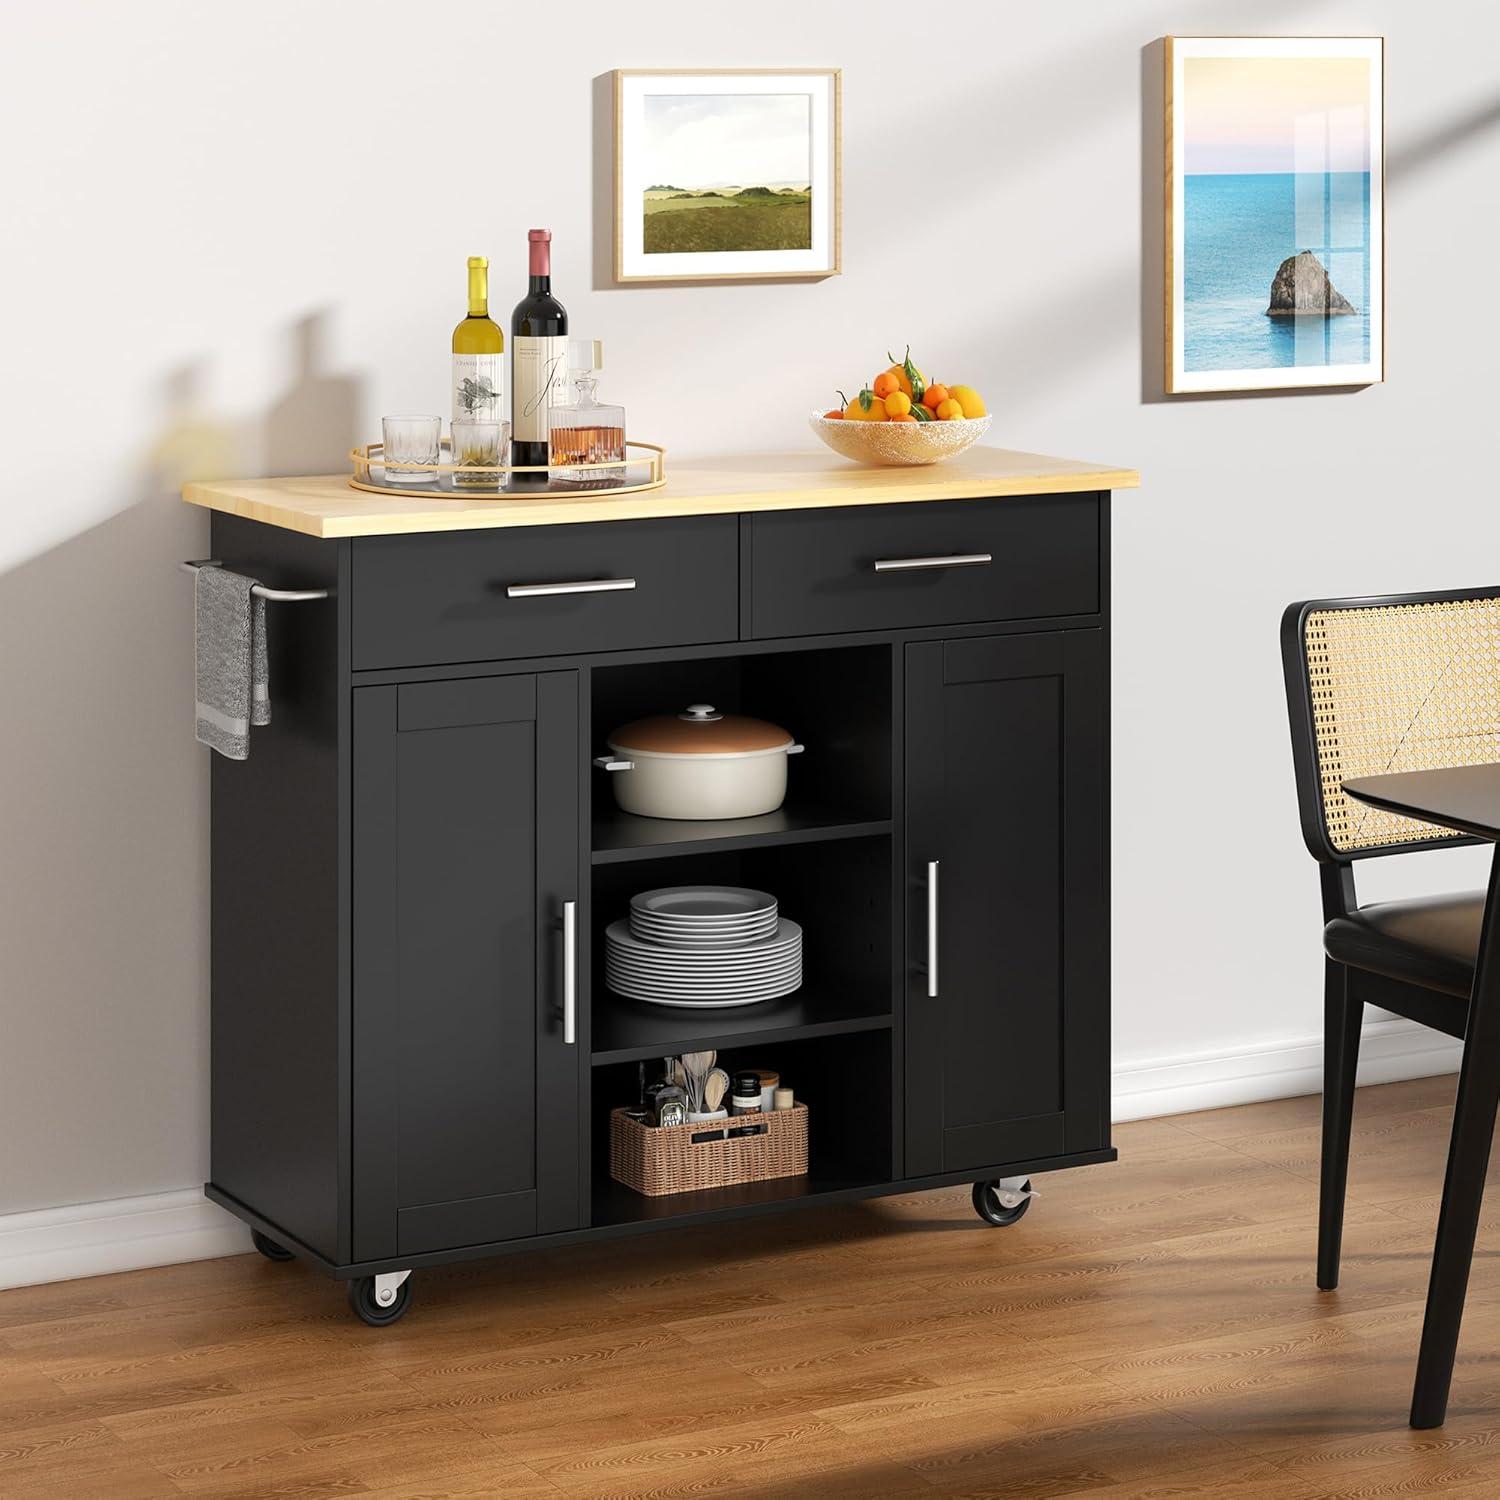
[591,984,893,1064]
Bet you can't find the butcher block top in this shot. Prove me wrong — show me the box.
[182,447,1139,540]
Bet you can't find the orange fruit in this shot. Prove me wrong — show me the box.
[884,390,912,418]
[885,348,926,398]
[922,383,949,411]
[889,411,918,422]
[872,370,899,399]
[947,384,987,418]
[935,397,963,421]
[845,389,887,421]
[823,409,844,419]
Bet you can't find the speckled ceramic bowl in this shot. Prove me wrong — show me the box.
[808,410,991,467]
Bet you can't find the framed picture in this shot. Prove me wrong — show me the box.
[1165,37,1384,393]
[614,68,841,283]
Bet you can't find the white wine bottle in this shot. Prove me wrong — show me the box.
[452,256,505,431]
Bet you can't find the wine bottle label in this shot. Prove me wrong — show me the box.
[512,336,569,443]
[452,354,504,426]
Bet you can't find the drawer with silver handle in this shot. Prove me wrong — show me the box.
[352,516,738,668]
[746,494,1099,639]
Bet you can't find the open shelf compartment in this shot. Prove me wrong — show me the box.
[590,1030,893,1228]
[590,644,892,860]
[589,837,895,1064]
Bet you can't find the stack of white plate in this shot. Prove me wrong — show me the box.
[606,886,801,1009]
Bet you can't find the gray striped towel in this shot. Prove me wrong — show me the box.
[194,566,270,760]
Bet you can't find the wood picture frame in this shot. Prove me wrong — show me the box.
[613,68,841,284]
[1165,36,1385,394]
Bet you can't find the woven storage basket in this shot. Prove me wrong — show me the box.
[609,1104,809,1197]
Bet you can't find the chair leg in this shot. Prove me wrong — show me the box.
[1410,1035,1500,1427]
[1317,962,1362,1291]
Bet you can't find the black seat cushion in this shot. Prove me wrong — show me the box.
[1324,892,1486,999]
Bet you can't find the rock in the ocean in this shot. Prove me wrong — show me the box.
[1266,251,1357,316]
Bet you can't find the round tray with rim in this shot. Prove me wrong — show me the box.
[348,440,665,498]
[808,410,990,467]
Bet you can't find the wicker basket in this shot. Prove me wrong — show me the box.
[609,1104,809,1197]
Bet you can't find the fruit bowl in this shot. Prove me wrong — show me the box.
[808,410,991,467]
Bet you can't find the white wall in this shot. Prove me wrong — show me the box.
[3,1,1498,1240]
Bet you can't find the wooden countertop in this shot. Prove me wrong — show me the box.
[182,447,1139,539]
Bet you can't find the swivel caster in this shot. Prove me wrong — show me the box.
[251,1229,294,1262]
[347,1270,412,1326]
[972,1178,1035,1227]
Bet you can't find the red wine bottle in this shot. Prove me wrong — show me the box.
[510,229,569,487]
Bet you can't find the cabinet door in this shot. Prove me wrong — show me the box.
[904,633,1106,1178]
[352,672,580,1261]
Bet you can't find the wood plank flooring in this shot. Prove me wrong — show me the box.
[7,1075,1500,1497]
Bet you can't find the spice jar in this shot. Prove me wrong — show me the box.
[730,1071,763,1115]
[751,1069,780,1110]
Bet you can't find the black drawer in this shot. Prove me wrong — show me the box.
[746,494,1099,639]
[352,515,739,669]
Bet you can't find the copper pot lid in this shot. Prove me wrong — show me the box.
[608,704,794,756]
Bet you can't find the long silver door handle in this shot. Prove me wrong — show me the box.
[507,578,636,598]
[874,553,992,573]
[562,900,577,1045]
[926,860,940,999]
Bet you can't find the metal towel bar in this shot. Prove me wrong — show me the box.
[181,559,330,603]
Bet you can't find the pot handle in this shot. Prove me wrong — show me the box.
[593,755,634,772]
[786,744,805,755]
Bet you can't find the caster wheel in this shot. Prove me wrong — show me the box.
[347,1275,412,1327]
[251,1229,294,1262]
[972,1179,1032,1227]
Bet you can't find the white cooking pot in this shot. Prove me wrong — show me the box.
[595,704,804,820]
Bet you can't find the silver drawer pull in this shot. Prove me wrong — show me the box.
[874,553,992,573]
[506,577,637,598]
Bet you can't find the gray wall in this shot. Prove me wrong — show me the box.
[3,0,1498,1214]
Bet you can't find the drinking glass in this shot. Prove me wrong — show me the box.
[452,418,509,490]
[381,415,441,486]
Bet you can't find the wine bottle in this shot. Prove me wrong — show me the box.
[452,256,505,431]
[510,229,568,486]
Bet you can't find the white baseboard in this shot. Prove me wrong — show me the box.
[1112,1015,1462,1123]
[0,1188,250,1292]
[0,1021,1464,1293]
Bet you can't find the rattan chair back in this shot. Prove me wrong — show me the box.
[1282,589,1500,861]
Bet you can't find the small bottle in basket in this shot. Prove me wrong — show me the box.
[731,1071,763,1116]
[548,339,625,487]
[644,1077,687,1127]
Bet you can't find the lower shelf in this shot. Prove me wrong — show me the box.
[591,1169,888,1228]
[591,986,891,1064]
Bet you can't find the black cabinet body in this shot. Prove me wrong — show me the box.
[204,491,1115,1282]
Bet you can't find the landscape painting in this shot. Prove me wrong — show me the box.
[1166,37,1384,393]
[616,70,840,283]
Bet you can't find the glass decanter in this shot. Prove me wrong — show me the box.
[548,338,625,487]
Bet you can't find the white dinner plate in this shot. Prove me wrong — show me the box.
[630,886,777,921]
[607,917,800,956]
[605,965,802,990]
[604,945,801,971]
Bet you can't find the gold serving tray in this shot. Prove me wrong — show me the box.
[348,440,666,499]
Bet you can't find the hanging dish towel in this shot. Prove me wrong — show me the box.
[194,566,270,760]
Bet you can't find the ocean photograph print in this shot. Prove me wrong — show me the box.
[614,69,841,283]
[1166,37,1385,394]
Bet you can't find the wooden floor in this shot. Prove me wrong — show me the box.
[9,1076,1500,1498]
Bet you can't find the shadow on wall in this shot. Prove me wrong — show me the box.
[0,316,364,1213]
[264,311,363,477]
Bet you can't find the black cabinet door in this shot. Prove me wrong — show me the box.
[904,632,1107,1178]
[352,672,580,1261]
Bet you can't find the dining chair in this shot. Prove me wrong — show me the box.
[1282,587,1500,1425]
